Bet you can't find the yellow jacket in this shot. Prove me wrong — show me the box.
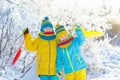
[24,33,57,75]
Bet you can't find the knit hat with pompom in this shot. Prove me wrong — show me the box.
[40,16,53,32]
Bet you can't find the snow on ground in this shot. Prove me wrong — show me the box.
[86,45,120,80]
[0,0,120,80]
[0,33,120,80]
[10,46,120,80]
[20,63,39,80]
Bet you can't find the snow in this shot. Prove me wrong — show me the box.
[20,63,39,80]
[0,0,120,80]
[18,46,120,80]
[86,46,120,80]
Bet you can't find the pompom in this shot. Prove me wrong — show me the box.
[56,23,61,28]
[45,16,49,20]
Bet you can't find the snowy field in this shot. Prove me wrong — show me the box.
[1,43,120,80]
[0,0,120,80]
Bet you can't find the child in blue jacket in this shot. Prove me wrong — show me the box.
[55,24,88,80]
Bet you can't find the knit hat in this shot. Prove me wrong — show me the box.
[55,23,73,48]
[56,23,69,39]
[40,16,53,32]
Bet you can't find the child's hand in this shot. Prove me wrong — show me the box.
[22,28,29,35]
[57,71,62,77]
[72,24,81,30]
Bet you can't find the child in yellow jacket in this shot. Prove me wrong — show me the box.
[23,17,58,80]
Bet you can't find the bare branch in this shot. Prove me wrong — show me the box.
[2,35,22,68]
[20,66,32,78]
[6,0,34,5]
[21,52,29,73]
[2,25,10,52]
[0,27,5,55]
[0,16,9,56]
[6,0,15,4]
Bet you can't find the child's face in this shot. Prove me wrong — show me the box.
[44,27,53,32]
[60,35,69,42]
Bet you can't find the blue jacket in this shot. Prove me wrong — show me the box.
[56,29,88,74]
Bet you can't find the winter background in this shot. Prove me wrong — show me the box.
[0,0,120,80]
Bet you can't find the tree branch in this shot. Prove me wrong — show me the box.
[6,0,15,4]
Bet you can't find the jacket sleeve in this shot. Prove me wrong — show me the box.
[24,33,38,52]
[75,28,86,46]
[56,48,63,73]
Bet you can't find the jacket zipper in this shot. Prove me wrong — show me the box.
[38,56,42,68]
[65,48,75,72]
[48,40,51,75]
[77,54,82,64]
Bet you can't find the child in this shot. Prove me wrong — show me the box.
[23,17,58,80]
[55,24,88,80]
